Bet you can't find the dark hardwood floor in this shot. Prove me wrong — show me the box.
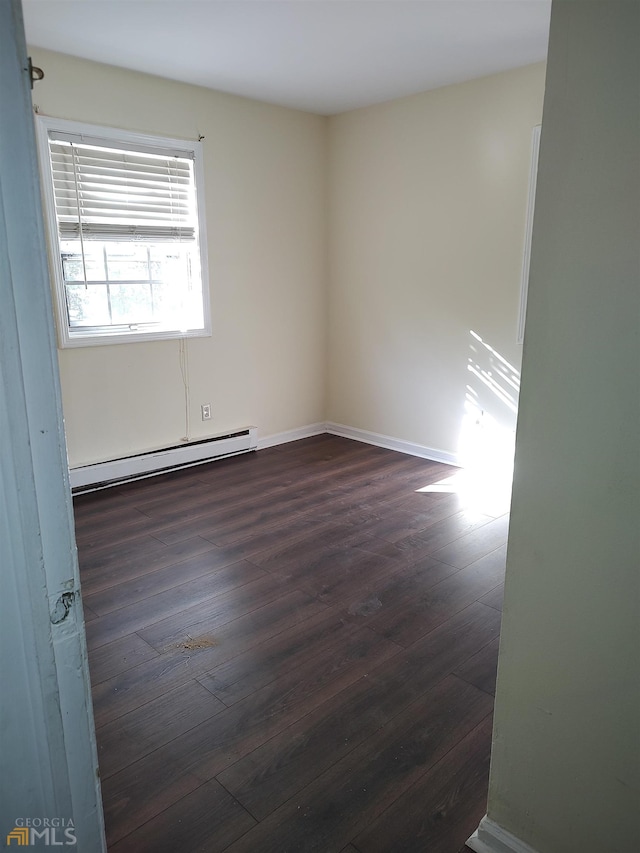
[74,435,507,853]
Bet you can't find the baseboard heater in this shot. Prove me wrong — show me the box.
[69,427,258,494]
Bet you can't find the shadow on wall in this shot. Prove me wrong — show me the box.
[417,330,520,517]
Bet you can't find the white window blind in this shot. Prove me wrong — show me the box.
[48,137,197,242]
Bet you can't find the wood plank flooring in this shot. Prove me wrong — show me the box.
[74,435,507,853]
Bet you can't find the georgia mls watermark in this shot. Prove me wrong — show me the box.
[6,819,76,846]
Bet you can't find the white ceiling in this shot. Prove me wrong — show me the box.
[22,0,551,115]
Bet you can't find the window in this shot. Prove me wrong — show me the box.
[35,117,210,347]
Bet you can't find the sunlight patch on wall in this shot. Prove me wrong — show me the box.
[422,331,521,516]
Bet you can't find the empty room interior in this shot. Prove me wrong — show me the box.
[2,1,638,852]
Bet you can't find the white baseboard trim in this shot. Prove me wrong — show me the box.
[326,422,460,466]
[257,420,461,466]
[70,421,458,487]
[467,816,542,853]
[257,422,327,450]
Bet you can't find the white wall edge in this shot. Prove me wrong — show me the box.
[467,816,542,853]
[516,123,542,345]
[326,422,460,466]
[257,422,328,450]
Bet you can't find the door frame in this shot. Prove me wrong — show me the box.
[0,1,105,848]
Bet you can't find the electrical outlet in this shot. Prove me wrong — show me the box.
[201,403,212,421]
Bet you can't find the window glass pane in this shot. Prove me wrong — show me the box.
[149,245,190,281]
[109,283,154,325]
[105,244,151,282]
[63,240,202,329]
[152,279,197,327]
[66,284,110,327]
[61,241,106,282]
[152,279,181,319]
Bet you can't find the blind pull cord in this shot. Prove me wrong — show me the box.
[70,143,89,289]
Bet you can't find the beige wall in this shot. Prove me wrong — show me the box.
[486,2,640,852]
[32,48,547,470]
[327,64,546,461]
[31,48,327,468]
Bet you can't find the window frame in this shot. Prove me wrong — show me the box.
[35,115,211,348]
